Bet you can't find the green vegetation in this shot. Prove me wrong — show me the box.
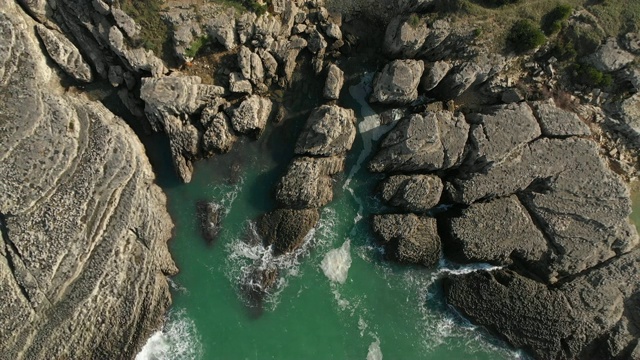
[185,36,210,58]
[573,63,613,88]
[479,0,521,7]
[507,19,546,53]
[543,4,572,34]
[119,0,170,56]
[408,13,421,28]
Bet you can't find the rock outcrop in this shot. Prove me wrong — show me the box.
[35,24,93,83]
[531,99,591,137]
[370,59,424,104]
[257,209,320,255]
[276,156,345,209]
[372,214,441,266]
[586,37,635,72]
[197,201,224,244]
[294,104,356,157]
[380,174,443,212]
[0,3,176,358]
[323,64,344,100]
[383,14,428,58]
[230,95,273,137]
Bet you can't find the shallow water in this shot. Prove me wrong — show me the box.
[136,77,533,360]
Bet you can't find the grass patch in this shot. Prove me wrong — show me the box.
[119,0,171,56]
[507,19,546,53]
[185,36,210,58]
[408,13,422,28]
[542,4,572,35]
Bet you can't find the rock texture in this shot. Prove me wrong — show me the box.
[531,99,591,137]
[197,201,224,244]
[230,95,273,136]
[35,24,93,83]
[380,174,443,212]
[372,214,441,266]
[0,3,176,358]
[383,14,428,58]
[370,59,424,104]
[257,209,320,255]
[276,156,345,209]
[294,105,356,157]
[323,64,344,100]
[586,37,635,72]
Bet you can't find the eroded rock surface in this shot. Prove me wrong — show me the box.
[372,214,441,266]
[257,208,320,255]
[370,59,424,104]
[380,174,443,212]
[0,4,176,358]
[276,156,345,209]
[35,24,93,83]
[295,104,356,157]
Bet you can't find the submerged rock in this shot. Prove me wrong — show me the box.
[258,208,320,255]
[295,104,356,157]
[372,214,441,266]
[370,59,424,104]
[196,201,225,244]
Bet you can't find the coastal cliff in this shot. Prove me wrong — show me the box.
[0,0,176,358]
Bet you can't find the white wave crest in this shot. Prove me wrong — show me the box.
[321,240,352,284]
[135,310,202,360]
[366,338,383,360]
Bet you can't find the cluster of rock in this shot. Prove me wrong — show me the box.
[1,1,176,358]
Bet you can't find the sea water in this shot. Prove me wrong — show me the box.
[135,76,544,360]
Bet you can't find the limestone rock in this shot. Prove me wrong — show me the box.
[308,28,327,54]
[204,11,237,50]
[201,106,236,154]
[370,59,424,104]
[35,24,93,83]
[380,174,443,212]
[369,110,469,172]
[531,99,591,137]
[108,25,167,77]
[383,14,428,58]
[295,104,356,156]
[421,60,452,91]
[229,72,253,94]
[622,32,640,55]
[323,22,342,40]
[276,156,345,209]
[323,64,344,100]
[111,8,140,39]
[438,53,506,99]
[372,214,441,266]
[230,95,273,136]
[0,5,176,358]
[258,208,320,255]
[236,12,256,44]
[619,93,640,139]
[238,46,252,80]
[586,37,635,72]
[444,196,548,269]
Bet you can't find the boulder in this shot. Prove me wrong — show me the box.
[383,14,428,58]
[323,22,342,40]
[229,72,253,94]
[323,64,344,100]
[201,107,236,154]
[258,208,320,255]
[238,46,252,80]
[369,110,469,172]
[196,201,224,244]
[370,59,424,104]
[586,37,635,72]
[372,214,441,266]
[111,8,140,39]
[236,12,256,44]
[35,24,93,83]
[619,93,640,139]
[444,196,548,270]
[307,28,327,54]
[380,174,443,212]
[276,156,345,209]
[230,95,273,136]
[622,32,640,55]
[295,105,356,156]
[421,60,452,91]
[530,99,591,137]
[204,11,237,50]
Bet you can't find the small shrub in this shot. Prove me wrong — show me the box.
[543,4,573,35]
[408,14,421,28]
[574,63,613,88]
[480,0,520,7]
[184,36,209,58]
[507,19,546,53]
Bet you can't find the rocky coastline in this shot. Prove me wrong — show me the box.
[1,0,639,358]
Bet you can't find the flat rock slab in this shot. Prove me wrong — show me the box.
[380,174,443,212]
[372,213,441,266]
[531,99,591,137]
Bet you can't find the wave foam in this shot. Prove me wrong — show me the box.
[366,338,383,360]
[135,310,201,360]
[320,240,352,284]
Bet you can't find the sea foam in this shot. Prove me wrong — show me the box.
[320,240,352,284]
[135,310,201,360]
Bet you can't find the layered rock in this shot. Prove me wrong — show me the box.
[35,24,93,83]
[0,4,176,358]
[372,214,441,266]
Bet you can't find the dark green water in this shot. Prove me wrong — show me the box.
[135,78,529,360]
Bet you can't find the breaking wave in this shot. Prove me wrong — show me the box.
[135,309,202,360]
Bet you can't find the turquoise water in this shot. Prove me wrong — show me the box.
[135,78,525,360]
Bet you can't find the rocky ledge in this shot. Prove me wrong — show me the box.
[0,1,176,358]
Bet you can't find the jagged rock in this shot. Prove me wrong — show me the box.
[619,93,640,138]
[531,99,591,137]
[369,110,469,172]
[236,12,256,44]
[250,52,265,85]
[295,105,356,156]
[229,72,253,94]
[370,59,424,104]
[108,65,124,87]
[196,201,224,244]
[437,53,506,99]
[271,36,307,84]
[0,5,176,358]
[35,24,93,83]
[323,64,344,100]
[586,37,635,73]
[383,14,428,58]
[445,249,640,359]
[623,32,640,55]
[467,102,541,166]
[372,214,441,266]
[316,6,329,23]
[380,175,443,212]
[258,208,320,255]
[255,14,282,40]
[444,196,549,269]
[421,60,452,91]
[308,28,328,54]
[421,19,451,58]
[276,156,345,209]
[92,0,110,14]
[164,115,200,183]
[201,106,236,154]
[258,49,278,78]
[323,22,342,40]
[163,7,203,62]
[204,11,237,50]
[238,46,252,79]
[230,95,273,136]
[111,8,140,39]
[108,26,167,77]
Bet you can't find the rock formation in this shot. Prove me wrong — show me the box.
[0,2,176,358]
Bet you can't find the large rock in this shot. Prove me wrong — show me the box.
[370,59,424,104]
[0,5,176,358]
[369,110,469,172]
[276,156,345,209]
[323,64,344,100]
[437,53,506,99]
[230,95,273,137]
[383,14,428,58]
[467,102,541,166]
[35,24,93,82]
[530,99,591,137]
[201,105,236,154]
[295,105,356,157]
[619,93,640,139]
[196,201,224,244]
[444,196,549,271]
[258,208,320,255]
[586,37,635,72]
[204,11,237,50]
[421,60,452,91]
[380,174,443,212]
[372,214,441,266]
[111,8,140,39]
